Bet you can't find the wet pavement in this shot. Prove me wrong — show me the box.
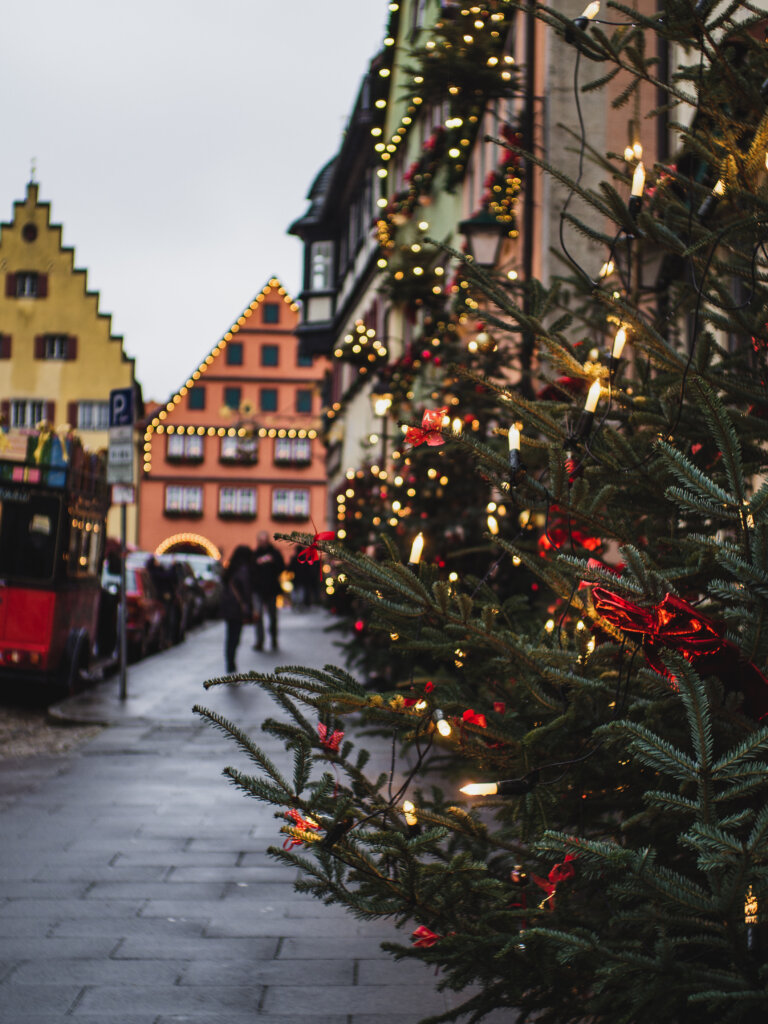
[0,609,511,1023]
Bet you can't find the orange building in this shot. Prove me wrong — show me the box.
[139,278,328,561]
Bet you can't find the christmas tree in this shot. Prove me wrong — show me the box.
[196,2,768,1021]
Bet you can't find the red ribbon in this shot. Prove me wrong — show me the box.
[404,406,448,448]
[282,808,320,850]
[592,587,768,719]
[532,853,576,911]
[298,531,335,564]
[411,925,441,947]
[317,723,344,752]
[462,709,488,729]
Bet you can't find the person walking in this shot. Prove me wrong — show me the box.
[251,531,285,651]
[220,545,253,673]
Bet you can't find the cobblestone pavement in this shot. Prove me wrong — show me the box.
[0,704,102,760]
[0,610,512,1024]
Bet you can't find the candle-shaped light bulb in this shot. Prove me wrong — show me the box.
[452,417,463,435]
[631,161,646,198]
[628,161,645,217]
[567,0,599,39]
[699,178,726,220]
[408,532,424,565]
[610,326,628,375]
[402,800,418,826]
[580,0,600,19]
[487,514,499,536]
[632,141,643,161]
[461,782,499,796]
[434,710,452,737]
[585,379,602,413]
[508,422,523,481]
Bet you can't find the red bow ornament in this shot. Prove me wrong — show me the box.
[282,808,321,850]
[317,723,344,752]
[412,925,441,948]
[404,407,448,448]
[298,531,335,564]
[462,709,488,729]
[532,853,576,911]
[592,587,768,719]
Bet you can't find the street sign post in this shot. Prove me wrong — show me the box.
[108,387,136,701]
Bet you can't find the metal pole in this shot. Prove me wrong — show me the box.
[119,502,128,700]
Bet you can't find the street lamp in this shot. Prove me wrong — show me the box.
[459,210,504,269]
[371,392,392,465]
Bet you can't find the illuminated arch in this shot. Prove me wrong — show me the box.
[155,533,222,560]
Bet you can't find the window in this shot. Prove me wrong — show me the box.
[310,240,333,290]
[296,389,313,414]
[297,350,313,367]
[67,516,103,579]
[77,401,110,430]
[261,344,279,367]
[9,272,44,298]
[274,437,311,465]
[220,434,259,463]
[272,488,310,519]
[263,302,280,324]
[260,388,278,412]
[167,433,204,461]
[164,485,203,515]
[11,399,46,428]
[0,335,11,359]
[226,342,243,366]
[219,486,257,518]
[188,386,206,410]
[41,334,72,360]
[0,493,61,582]
[224,386,241,411]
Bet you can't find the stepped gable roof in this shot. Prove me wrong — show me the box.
[145,276,299,434]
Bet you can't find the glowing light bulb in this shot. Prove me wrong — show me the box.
[633,141,643,160]
[585,379,602,413]
[487,515,499,536]
[612,326,628,361]
[508,423,521,451]
[581,1,600,18]
[452,417,463,435]
[631,161,646,199]
[402,801,418,826]
[460,782,498,796]
[409,532,424,565]
[434,710,452,737]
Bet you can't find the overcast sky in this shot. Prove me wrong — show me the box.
[1,1,387,401]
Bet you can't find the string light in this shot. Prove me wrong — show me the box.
[628,161,645,216]
[408,532,425,566]
[576,379,602,440]
[433,710,452,737]
[461,771,539,797]
[610,325,628,374]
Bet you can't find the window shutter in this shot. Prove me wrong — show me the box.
[0,400,9,424]
[0,335,10,359]
[5,274,15,297]
[44,401,55,423]
[67,402,78,427]
[37,274,48,298]
[34,336,45,359]
[67,336,78,360]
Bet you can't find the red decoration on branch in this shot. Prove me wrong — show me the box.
[532,853,576,911]
[592,587,768,719]
[298,531,335,564]
[404,406,448,447]
[317,723,344,752]
[462,709,488,729]
[412,925,442,947]
[282,808,321,850]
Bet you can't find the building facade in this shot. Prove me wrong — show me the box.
[139,278,328,562]
[0,181,139,541]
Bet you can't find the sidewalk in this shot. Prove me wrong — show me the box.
[0,610,508,1023]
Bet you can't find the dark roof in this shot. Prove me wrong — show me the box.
[288,157,337,235]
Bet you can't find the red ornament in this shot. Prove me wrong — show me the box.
[412,925,441,947]
[283,808,321,850]
[462,709,488,729]
[317,723,344,752]
[532,853,576,910]
[298,531,335,564]
[493,701,506,714]
[404,406,448,448]
[592,587,768,718]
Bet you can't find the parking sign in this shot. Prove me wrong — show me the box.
[109,387,135,428]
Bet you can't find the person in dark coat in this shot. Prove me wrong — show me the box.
[220,545,253,673]
[251,531,285,651]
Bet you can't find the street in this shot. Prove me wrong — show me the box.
[0,609,508,1023]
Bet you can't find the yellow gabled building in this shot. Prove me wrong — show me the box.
[0,180,140,540]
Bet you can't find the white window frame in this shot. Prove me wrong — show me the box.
[272,487,310,518]
[77,401,110,430]
[219,486,257,516]
[10,399,45,428]
[165,485,203,514]
[44,335,69,360]
[167,433,204,459]
[274,437,311,464]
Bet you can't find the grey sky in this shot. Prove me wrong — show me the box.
[1,1,387,400]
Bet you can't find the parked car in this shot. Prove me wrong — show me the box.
[126,553,186,645]
[164,553,223,618]
[102,566,167,662]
